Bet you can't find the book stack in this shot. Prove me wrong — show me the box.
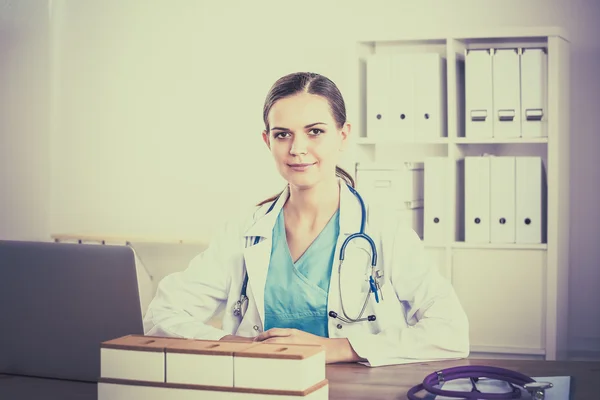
[98,335,329,399]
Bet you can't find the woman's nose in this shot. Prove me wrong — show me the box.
[290,135,308,155]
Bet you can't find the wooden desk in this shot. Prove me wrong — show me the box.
[327,358,600,399]
[2,359,598,399]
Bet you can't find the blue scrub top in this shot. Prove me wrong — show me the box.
[264,207,340,337]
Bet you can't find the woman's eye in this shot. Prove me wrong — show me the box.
[309,128,324,135]
[274,132,291,139]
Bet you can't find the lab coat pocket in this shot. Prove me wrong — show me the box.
[372,282,408,333]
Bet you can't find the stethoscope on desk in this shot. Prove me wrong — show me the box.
[407,365,554,399]
[232,184,382,324]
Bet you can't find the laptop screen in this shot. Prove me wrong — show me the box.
[0,240,144,382]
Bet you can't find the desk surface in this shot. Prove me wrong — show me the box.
[2,358,599,400]
[327,358,600,399]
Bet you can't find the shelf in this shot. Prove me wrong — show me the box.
[453,137,548,144]
[451,242,548,250]
[470,345,546,356]
[354,27,570,361]
[357,26,568,44]
[424,243,448,249]
[356,137,449,145]
[356,137,548,145]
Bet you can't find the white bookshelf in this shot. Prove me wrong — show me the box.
[349,27,570,360]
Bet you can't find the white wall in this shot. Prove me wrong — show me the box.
[0,0,50,240]
[1,0,598,356]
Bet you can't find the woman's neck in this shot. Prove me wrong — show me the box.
[284,177,340,231]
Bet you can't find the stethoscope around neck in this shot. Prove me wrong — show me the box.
[232,184,382,324]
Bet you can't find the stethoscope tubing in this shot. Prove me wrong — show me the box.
[407,365,535,400]
[236,184,380,321]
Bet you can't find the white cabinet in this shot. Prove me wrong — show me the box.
[352,27,570,360]
[452,249,546,353]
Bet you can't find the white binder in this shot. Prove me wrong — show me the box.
[521,48,548,138]
[390,54,416,142]
[465,156,491,243]
[516,157,543,243]
[490,157,516,243]
[366,54,391,141]
[414,53,445,140]
[493,49,521,138]
[465,49,493,139]
[424,157,448,244]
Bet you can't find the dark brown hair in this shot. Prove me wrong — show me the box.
[257,72,355,207]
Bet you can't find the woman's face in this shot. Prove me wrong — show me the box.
[262,92,350,190]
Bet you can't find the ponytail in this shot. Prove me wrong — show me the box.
[335,165,355,188]
[256,166,355,206]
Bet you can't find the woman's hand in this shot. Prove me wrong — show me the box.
[254,328,325,346]
[254,328,365,364]
[219,335,255,342]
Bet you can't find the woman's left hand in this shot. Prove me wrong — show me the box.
[253,328,364,364]
[254,328,325,346]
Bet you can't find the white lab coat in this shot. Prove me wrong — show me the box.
[143,180,470,367]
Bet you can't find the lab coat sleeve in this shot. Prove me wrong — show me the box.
[143,213,246,341]
[347,225,470,367]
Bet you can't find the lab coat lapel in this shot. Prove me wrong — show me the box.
[242,186,289,328]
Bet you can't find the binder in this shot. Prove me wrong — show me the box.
[424,157,448,244]
[521,48,548,138]
[465,156,491,243]
[414,53,445,140]
[516,157,543,243]
[390,54,416,142]
[493,49,521,138]
[465,49,493,139]
[366,55,391,140]
[490,157,516,243]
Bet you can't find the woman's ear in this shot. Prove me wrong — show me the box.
[339,122,351,152]
[262,130,271,150]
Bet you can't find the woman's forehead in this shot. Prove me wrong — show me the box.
[268,93,334,127]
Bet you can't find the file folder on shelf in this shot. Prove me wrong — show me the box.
[390,54,416,142]
[521,48,548,138]
[493,49,522,138]
[366,54,392,141]
[366,53,446,142]
[465,156,491,243]
[516,157,543,243]
[490,157,516,243]
[465,49,494,139]
[424,157,448,244]
[413,52,446,140]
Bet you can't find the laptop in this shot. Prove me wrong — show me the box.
[0,240,144,383]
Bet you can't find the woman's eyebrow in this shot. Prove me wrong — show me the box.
[271,122,327,131]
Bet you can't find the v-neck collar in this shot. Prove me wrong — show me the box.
[280,207,340,266]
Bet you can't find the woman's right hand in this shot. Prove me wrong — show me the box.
[219,335,255,342]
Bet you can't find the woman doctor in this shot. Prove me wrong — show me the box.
[143,72,470,367]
